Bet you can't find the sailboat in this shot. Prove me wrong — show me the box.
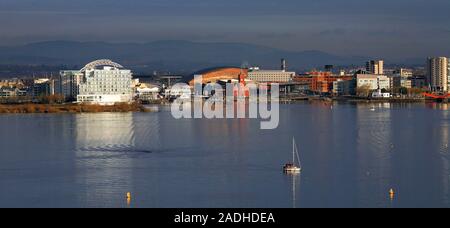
[283,137,302,173]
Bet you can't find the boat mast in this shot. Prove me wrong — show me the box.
[292,137,295,164]
[296,144,301,168]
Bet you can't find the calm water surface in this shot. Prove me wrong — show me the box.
[0,102,449,208]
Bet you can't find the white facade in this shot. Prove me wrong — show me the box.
[357,74,390,90]
[247,69,295,83]
[372,90,391,98]
[76,61,133,105]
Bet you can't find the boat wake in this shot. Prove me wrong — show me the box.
[78,145,153,154]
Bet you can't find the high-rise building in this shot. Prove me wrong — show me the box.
[366,60,384,75]
[427,57,448,92]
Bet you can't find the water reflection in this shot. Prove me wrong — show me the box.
[74,112,161,207]
[1,102,450,208]
[355,103,393,207]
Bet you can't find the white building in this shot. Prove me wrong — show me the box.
[372,89,391,98]
[247,69,295,83]
[75,59,133,105]
[356,74,390,90]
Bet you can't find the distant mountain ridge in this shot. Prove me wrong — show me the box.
[0,40,368,73]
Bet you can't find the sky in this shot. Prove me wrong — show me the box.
[0,0,449,60]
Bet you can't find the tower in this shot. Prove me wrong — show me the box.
[281,59,287,72]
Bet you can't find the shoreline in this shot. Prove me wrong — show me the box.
[0,97,443,114]
[0,103,151,114]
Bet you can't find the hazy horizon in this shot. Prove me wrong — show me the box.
[1,0,450,60]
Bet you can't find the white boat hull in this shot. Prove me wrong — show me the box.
[284,167,301,173]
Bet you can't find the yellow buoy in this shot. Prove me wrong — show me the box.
[389,189,395,200]
[126,192,132,205]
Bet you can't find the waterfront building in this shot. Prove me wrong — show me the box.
[189,67,247,86]
[356,74,390,91]
[332,79,356,96]
[76,60,133,105]
[0,87,27,98]
[57,60,133,105]
[135,83,161,102]
[247,68,295,83]
[0,79,25,88]
[427,57,448,92]
[308,71,353,94]
[164,86,191,100]
[33,78,56,97]
[392,76,412,89]
[372,89,391,98]
[366,60,384,75]
[411,76,427,89]
[58,70,83,100]
[56,70,83,101]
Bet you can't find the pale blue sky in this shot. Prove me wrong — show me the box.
[0,0,449,59]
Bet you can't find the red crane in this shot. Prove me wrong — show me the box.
[423,93,450,99]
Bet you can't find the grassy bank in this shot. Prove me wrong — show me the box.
[0,103,151,114]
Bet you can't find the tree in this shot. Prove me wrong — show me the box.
[408,88,425,97]
[356,85,371,97]
[399,87,408,95]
